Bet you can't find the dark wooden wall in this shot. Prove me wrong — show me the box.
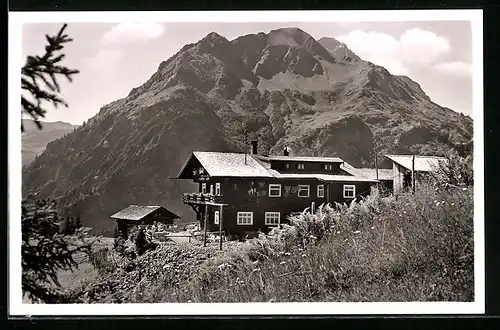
[270,160,343,174]
[115,208,176,237]
[198,178,374,236]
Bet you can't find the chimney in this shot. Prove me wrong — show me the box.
[283,147,289,156]
[250,140,258,155]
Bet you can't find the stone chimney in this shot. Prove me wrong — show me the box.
[250,140,258,155]
[283,147,290,156]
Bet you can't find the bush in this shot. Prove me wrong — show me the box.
[88,248,118,275]
[159,182,473,303]
[431,151,473,187]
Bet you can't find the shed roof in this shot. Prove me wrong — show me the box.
[352,168,394,181]
[385,155,447,172]
[110,205,180,221]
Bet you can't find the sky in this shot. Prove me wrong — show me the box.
[21,20,473,125]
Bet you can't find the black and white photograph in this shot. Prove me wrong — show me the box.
[8,10,484,315]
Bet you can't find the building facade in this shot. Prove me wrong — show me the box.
[110,205,180,237]
[385,155,447,194]
[176,143,378,238]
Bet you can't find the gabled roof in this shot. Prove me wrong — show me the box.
[110,205,180,221]
[177,152,274,178]
[177,151,382,182]
[385,155,447,172]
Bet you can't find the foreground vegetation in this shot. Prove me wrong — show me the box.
[146,183,473,302]
[23,153,473,303]
[60,179,472,303]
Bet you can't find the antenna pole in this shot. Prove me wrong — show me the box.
[374,138,379,192]
[244,129,248,165]
[411,154,416,196]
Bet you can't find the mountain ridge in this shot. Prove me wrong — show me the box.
[22,119,78,166]
[22,27,473,235]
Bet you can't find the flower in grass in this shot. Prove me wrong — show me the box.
[371,226,375,230]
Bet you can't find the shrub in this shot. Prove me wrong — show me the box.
[431,151,473,187]
[160,182,473,303]
[88,248,118,275]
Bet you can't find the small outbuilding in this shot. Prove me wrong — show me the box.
[110,205,180,237]
[385,154,447,194]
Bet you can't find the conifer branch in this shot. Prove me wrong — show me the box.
[21,23,79,132]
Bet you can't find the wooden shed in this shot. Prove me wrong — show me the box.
[110,205,180,237]
[385,155,447,194]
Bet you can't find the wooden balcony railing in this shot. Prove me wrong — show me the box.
[183,193,225,205]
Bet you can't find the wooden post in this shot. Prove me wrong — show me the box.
[326,184,330,204]
[244,130,248,165]
[411,154,416,196]
[203,207,208,247]
[219,205,223,251]
[311,202,315,214]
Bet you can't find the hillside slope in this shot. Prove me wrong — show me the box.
[22,27,473,234]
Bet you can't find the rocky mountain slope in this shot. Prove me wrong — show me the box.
[22,27,473,235]
[22,119,77,166]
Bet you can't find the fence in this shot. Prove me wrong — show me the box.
[152,230,225,244]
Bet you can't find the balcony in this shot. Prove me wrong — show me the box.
[183,193,226,205]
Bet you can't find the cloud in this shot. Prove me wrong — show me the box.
[84,49,124,74]
[101,22,165,45]
[434,61,473,77]
[398,29,451,64]
[336,28,451,75]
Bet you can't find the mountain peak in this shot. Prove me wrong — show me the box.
[267,27,315,47]
[201,32,229,44]
[318,37,360,62]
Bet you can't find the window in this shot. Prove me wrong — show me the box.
[343,185,356,198]
[265,212,280,225]
[201,183,207,194]
[210,184,214,195]
[298,185,310,197]
[297,163,305,170]
[285,163,290,169]
[237,212,253,225]
[324,164,333,171]
[215,182,221,196]
[214,211,220,225]
[317,184,325,198]
[269,184,282,197]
